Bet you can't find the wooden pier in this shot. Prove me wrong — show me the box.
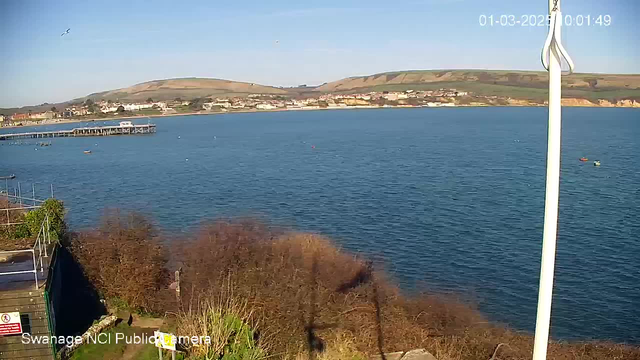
[0,123,156,141]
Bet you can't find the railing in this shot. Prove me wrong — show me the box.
[3,193,46,206]
[0,207,51,290]
[0,249,40,288]
[1,192,45,226]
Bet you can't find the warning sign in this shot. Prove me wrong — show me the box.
[0,312,23,336]
[154,330,176,351]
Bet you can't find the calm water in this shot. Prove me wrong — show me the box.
[1,108,639,343]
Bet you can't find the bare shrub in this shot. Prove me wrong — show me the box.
[177,219,640,360]
[68,210,170,313]
[65,214,640,359]
[178,220,484,356]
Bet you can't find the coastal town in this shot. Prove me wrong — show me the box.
[0,89,469,128]
[1,87,639,128]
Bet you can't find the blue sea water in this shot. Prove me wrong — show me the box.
[1,107,639,343]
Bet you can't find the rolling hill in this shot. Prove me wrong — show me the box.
[0,78,289,115]
[2,70,640,114]
[315,70,640,101]
[79,78,288,102]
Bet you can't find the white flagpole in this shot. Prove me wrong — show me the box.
[533,0,574,359]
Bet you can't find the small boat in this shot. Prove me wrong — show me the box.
[593,160,601,166]
[83,150,92,154]
[579,157,588,162]
[0,174,16,180]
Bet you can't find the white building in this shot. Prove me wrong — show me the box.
[256,104,276,110]
[123,103,153,111]
[101,106,119,113]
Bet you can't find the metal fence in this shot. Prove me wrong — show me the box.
[0,183,54,290]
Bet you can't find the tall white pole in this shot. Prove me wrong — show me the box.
[533,1,563,359]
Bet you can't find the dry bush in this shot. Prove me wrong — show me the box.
[178,220,485,356]
[68,210,170,313]
[297,331,367,360]
[178,219,640,360]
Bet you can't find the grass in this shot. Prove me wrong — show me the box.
[67,322,132,360]
[138,108,163,115]
[68,321,185,360]
[177,282,265,360]
[174,105,200,113]
[332,81,548,100]
[138,345,187,360]
[66,324,127,360]
[572,88,640,102]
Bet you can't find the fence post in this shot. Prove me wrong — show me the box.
[175,269,181,303]
[38,228,44,273]
[44,215,50,257]
[32,250,39,289]
[47,214,51,245]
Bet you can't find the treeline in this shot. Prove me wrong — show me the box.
[64,211,640,360]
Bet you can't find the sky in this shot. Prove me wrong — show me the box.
[0,0,638,108]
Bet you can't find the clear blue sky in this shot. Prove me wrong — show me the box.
[1,0,638,108]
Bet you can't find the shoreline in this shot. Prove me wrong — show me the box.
[1,103,638,130]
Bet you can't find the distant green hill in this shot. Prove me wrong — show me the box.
[2,71,639,114]
[314,70,640,102]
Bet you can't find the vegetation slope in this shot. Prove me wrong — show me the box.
[64,212,640,360]
[314,70,640,102]
[4,70,639,115]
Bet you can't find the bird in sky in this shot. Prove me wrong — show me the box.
[61,28,71,37]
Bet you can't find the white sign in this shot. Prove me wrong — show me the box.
[0,312,22,336]
[154,331,176,351]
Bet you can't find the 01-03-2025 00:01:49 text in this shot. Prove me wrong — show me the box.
[479,14,611,27]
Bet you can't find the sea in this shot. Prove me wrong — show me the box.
[1,107,638,343]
